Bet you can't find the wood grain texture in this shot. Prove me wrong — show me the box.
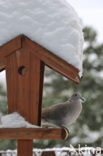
[0,35,22,59]
[18,140,33,156]
[5,38,44,124]
[0,128,69,140]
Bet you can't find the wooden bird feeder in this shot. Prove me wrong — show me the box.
[0,35,80,156]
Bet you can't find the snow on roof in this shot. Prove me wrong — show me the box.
[0,0,84,76]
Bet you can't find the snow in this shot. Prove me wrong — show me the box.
[0,147,102,156]
[0,112,39,128]
[0,0,84,76]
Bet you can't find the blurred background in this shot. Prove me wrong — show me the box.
[0,0,103,151]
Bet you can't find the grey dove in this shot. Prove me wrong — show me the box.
[42,93,85,127]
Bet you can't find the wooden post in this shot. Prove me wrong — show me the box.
[5,37,44,156]
[41,151,55,156]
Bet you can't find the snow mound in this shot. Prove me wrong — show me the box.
[0,0,84,76]
[0,112,39,128]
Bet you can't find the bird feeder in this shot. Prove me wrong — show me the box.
[0,0,84,155]
[0,35,80,156]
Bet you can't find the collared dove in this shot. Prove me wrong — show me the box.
[42,93,85,127]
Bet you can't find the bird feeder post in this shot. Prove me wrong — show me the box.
[0,35,80,156]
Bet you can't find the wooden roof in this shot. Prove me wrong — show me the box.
[0,35,80,83]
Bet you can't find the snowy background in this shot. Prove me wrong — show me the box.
[67,0,103,43]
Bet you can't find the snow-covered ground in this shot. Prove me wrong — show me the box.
[0,0,84,76]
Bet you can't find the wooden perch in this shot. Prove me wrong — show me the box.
[0,128,69,140]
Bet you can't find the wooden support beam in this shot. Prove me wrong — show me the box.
[0,58,5,72]
[17,140,33,156]
[24,36,80,83]
[41,151,55,156]
[0,128,69,140]
[0,35,80,83]
[0,35,22,59]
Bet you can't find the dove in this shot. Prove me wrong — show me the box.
[42,93,85,127]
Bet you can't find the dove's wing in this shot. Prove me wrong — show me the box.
[42,101,70,121]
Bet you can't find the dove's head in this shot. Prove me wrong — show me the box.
[70,93,85,102]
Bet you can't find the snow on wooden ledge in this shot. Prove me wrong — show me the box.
[0,0,84,76]
[0,112,69,140]
[0,111,69,140]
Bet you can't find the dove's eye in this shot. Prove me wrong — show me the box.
[75,94,77,96]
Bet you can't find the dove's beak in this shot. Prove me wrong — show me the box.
[80,96,85,102]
